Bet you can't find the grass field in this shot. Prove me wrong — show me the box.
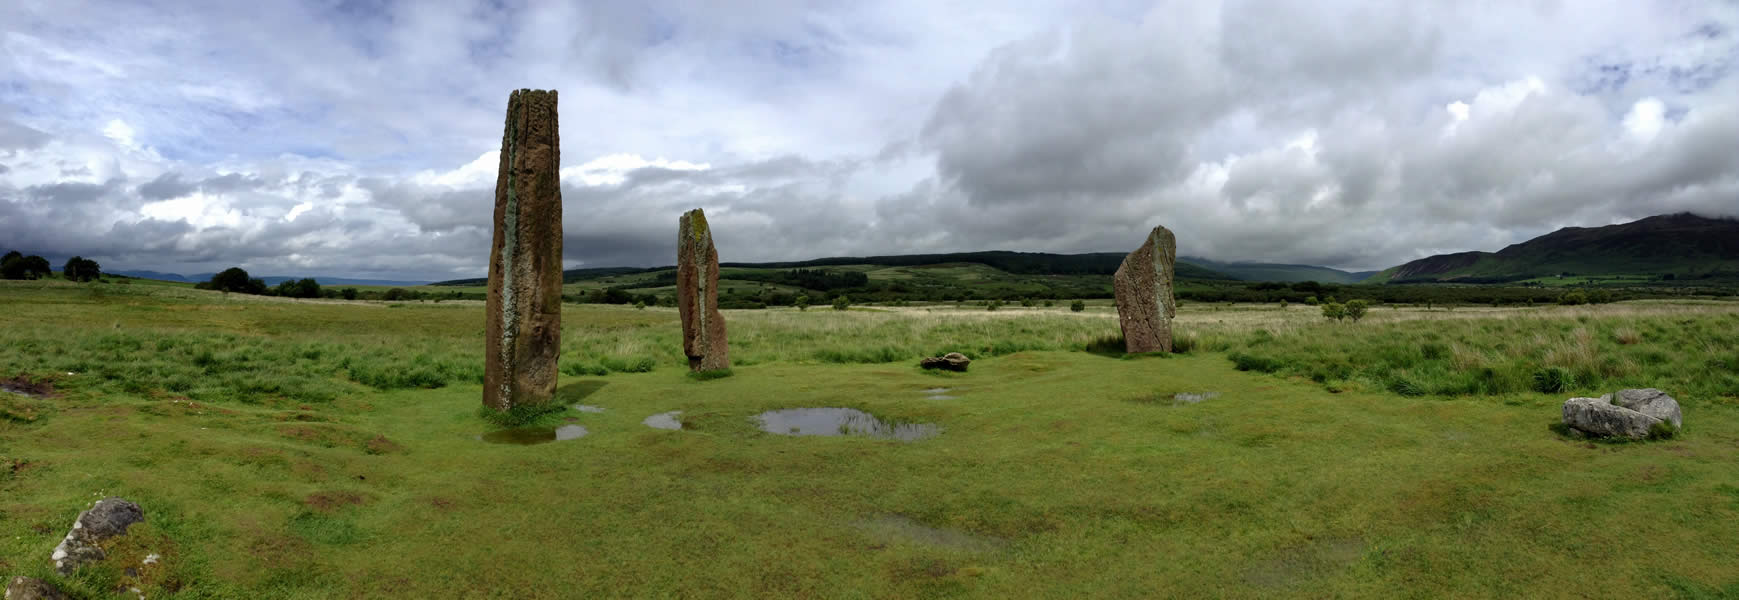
[4,279,1739,598]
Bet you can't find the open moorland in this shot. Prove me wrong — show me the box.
[3,279,1739,598]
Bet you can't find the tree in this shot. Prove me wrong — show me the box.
[1557,290,1588,306]
[341,287,359,300]
[206,268,267,294]
[795,294,810,311]
[2,253,52,280]
[1344,299,1369,322]
[1304,296,1320,306]
[831,295,850,311]
[1279,299,1288,310]
[273,278,321,299]
[1322,302,1347,322]
[383,288,408,301]
[62,256,101,282]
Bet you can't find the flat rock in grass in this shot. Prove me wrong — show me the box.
[51,497,144,574]
[1562,397,1661,440]
[919,352,970,372]
[1607,388,1682,429]
[6,576,65,600]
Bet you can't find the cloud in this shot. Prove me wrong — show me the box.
[0,0,1736,279]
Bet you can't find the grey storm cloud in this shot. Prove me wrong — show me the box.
[1,0,1737,280]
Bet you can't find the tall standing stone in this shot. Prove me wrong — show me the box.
[1113,225,1177,353]
[484,89,562,412]
[678,209,729,371]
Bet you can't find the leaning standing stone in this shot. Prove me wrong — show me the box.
[1608,388,1682,429]
[1562,397,1661,440]
[484,89,563,412]
[677,209,729,371]
[51,497,144,574]
[1113,225,1178,353]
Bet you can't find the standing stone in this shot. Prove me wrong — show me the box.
[677,209,729,371]
[484,89,562,412]
[1113,225,1178,353]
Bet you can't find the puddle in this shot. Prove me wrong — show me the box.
[1,376,53,398]
[920,388,958,400]
[642,411,683,430]
[756,408,940,441]
[479,425,588,445]
[573,405,607,413]
[854,514,1005,552]
[1172,392,1221,405]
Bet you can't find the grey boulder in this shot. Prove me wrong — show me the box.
[51,497,144,574]
[1562,397,1661,440]
[919,352,971,372]
[1606,388,1681,429]
[5,576,65,600]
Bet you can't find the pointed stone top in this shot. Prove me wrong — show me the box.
[682,208,710,239]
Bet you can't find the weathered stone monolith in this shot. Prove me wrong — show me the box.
[484,89,562,412]
[677,209,729,371]
[1112,225,1177,353]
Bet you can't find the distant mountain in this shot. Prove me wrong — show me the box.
[1366,213,1739,283]
[432,251,1240,286]
[113,270,430,287]
[1179,257,1376,284]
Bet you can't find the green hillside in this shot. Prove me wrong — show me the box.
[1180,257,1375,284]
[1367,213,1739,284]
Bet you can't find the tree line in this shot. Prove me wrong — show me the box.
[2,250,102,282]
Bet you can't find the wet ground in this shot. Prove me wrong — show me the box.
[1,376,54,398]
[1172,392,1221,405]
[755,408,940,441]
[920,387,957,400]
[479,425,588,445]
[642,411,683,430]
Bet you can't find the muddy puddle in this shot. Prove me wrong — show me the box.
[573,405,607,413]
[642,411,683,430]
[853,514,1005,552]
[920,388,957,400]
[1172,392,1221,405]
[1,376,53,398]
[479,425,588,445]
[756,408,940,441]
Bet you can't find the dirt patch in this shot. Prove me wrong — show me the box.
[364,435,404,455]
[305,491,368,513]
[0,375,55,397]
[276,425,404,455]
[427,497,457,512]
[1242,537,1366,588]
[2,455,40,480]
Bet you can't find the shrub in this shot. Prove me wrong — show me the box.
[601,356,657,373]
[1532,367,1575,394]
[832,295,850,311]
[1304,296,1319,306]
[1229,352,1283,373]
[560,362,609,377]
[1558,290,1588,306]
[687,368,734,381]
[341,288,359,300]
[1344,299,1369,322]
[1070,300,1086,312]
[1387,376,1425,397]
[796,295,810,311]
[1322,303,1347,322]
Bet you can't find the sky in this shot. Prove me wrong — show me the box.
[2,0,1737,282]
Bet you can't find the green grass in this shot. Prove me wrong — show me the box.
[3,280,1739,598]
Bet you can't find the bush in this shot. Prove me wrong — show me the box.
[1344,299,1369,322]
[1321,303,1347,322]
[1558,290,1588,306]
[601,356,657,373]
[1229,352,1283,373]
[560,362,609,377]
[1532,367,1575,394]
[1070,300,1086,312]
[341,288,358,300]
[795,295,810,311]
[831,295,850,311]
[687,368,734,381]
[1304,296,1320,306]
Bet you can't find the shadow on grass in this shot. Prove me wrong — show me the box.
[1084,334,1178,360]
[555,380,608,403]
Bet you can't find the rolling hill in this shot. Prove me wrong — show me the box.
[1181,257,1376,284]
[435,251,1243,287]
[1365,213,1739,284]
